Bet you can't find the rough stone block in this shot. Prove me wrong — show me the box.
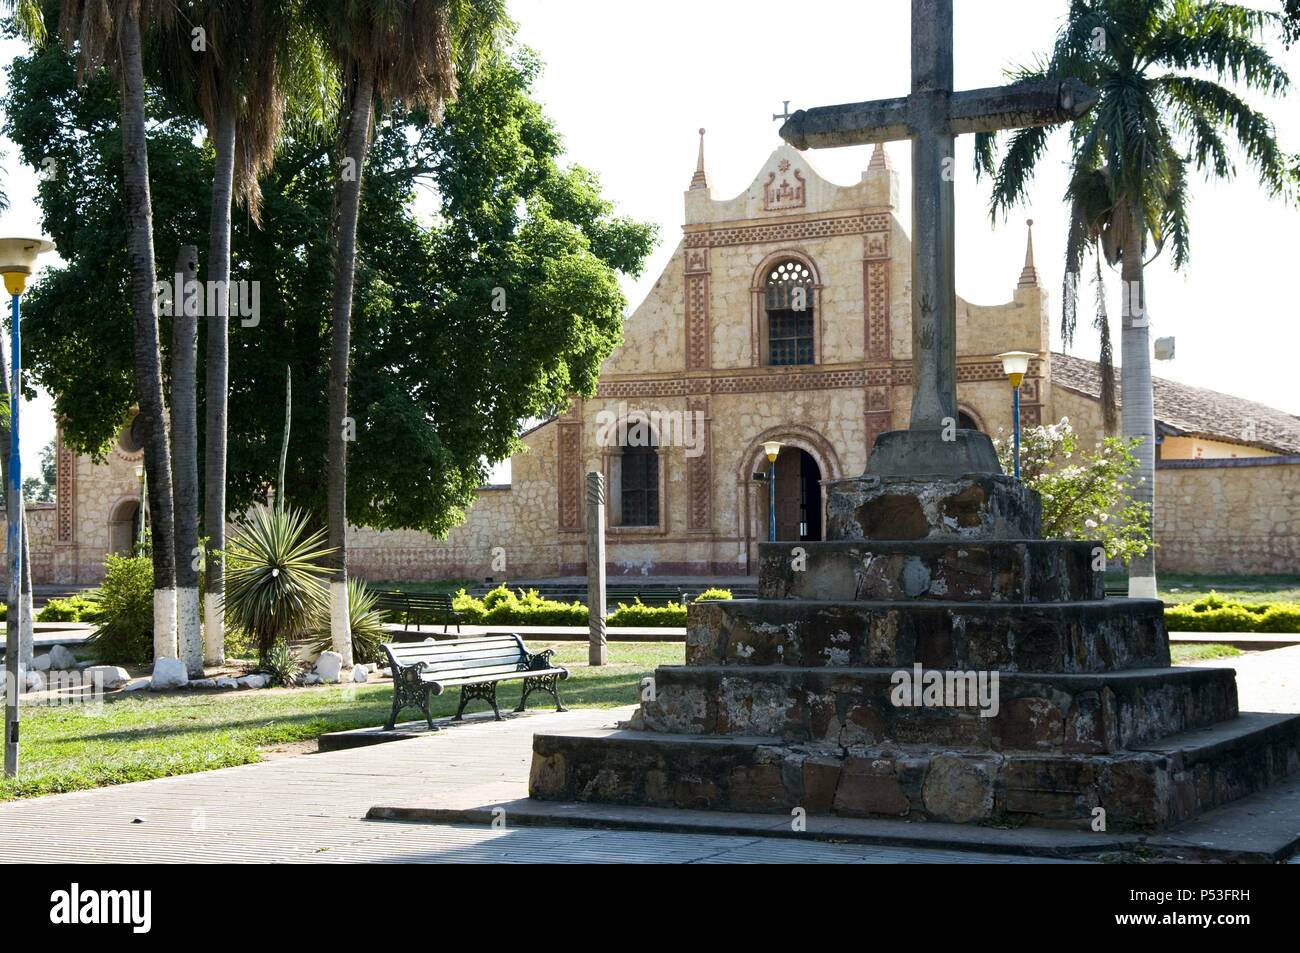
[826,473,1041,542]
[922,754,995,823]
[833,757,910,816]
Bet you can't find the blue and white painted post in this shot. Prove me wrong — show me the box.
[2,237,53,778]
[1012,382,1022,480]
[996,351,1034,483]
[762,441,782,542]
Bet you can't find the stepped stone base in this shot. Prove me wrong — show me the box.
[758,540,1103,603]
[638,665,1238,752]
[528,431,1300,834]
[530,713,1300,831]
[686,598,1170,673]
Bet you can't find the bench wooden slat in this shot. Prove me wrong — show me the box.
[382,634,514,650]
[428,668,566,692]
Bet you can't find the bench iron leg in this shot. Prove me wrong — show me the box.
[388,676,436,731]
[515,673,568,714]
[455,682,503,721]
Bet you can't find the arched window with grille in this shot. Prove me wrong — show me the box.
[619,439,659,527]
[765,259,815,366]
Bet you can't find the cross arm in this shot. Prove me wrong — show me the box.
[779,97,909,151]
[779,78,1096,150]
[948,78,1097,135]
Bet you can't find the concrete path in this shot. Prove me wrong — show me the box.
[0,705,1077,864]
[1185,643,1300,714]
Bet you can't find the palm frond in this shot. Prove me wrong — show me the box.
[1156,73,1290,197]
[988,125,1052,222]
[1144,1,1289,95]
[1,0,46,44]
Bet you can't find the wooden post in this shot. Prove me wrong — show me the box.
[585,471,607,666]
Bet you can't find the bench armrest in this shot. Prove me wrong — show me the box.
[392,659,429,685]
[523,647,557,671]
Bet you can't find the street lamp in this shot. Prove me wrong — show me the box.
[762,440,782,542]
[1,236,54,779]
[996,350,1035,481]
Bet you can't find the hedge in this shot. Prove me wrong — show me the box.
[1164,593,1300,634]
[36,595,102,623]
[447,585,732,628]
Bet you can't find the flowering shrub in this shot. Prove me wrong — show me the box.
[994,417,1151,563]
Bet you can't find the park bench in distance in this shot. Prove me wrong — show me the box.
[374,590,463,633]
[380,635,568,730]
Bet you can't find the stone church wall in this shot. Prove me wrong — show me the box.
[1154,457,1300,575]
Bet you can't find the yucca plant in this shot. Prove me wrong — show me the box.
[260,641,305,687]
[224,505,335,661]
[306,577,388,665]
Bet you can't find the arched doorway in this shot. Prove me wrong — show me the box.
[762,447,823,542]
[108,498,141,556]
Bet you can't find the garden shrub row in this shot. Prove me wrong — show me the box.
[1164,593,1300,633]
[446,585,732,628]
[36,594,102,623]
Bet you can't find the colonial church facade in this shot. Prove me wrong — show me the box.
[24,137,1300,584]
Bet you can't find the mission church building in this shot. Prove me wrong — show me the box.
[29,135,1300,584]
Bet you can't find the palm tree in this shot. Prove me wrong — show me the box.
[171,244,202,674]
[152,0,334,669]
[58,1,181,656]
[977,0,1292,598]
[312,0,507,664]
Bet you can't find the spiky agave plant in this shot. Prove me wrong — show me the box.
[307,577,388,665]
[224,505,335,661]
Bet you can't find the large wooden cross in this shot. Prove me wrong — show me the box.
[779,0,1095,431]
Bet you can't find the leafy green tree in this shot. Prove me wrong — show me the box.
[977,0,1292,597]
[6,45,655,540]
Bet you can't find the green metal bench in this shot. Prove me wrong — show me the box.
[380,635,568,730]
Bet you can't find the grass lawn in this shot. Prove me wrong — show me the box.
[1102,572,1300,605]
[0,641,682,801]
[1170,643,1244,662]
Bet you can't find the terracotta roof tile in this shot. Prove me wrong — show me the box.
[1051,352,1300,454]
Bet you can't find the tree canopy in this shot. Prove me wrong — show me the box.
[4,43,656,535]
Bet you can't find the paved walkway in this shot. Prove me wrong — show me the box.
[1186,643,1300,714]
[0,706,1074,864]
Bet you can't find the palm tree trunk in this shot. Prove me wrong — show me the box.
[203,99,236,668]
[1120,197,1157,598]
[325,62,375,669]
[118,9,178,658]
[172,245,202,676]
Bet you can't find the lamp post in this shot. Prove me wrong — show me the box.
[762,441,782,542]
[1,236,54,779]
[996,351,1035,481]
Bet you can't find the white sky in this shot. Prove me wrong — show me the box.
[3,0,1298,486]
